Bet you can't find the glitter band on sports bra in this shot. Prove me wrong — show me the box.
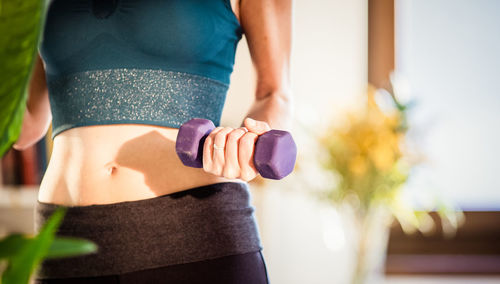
[47,68,229,139]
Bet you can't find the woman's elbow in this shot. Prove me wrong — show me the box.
[12,110,51,151]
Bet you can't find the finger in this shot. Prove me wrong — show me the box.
[238,131,259,181]
[243,117,272,135]
[223,128,247,179]
[203,126,224,173]
[212,127,234,175]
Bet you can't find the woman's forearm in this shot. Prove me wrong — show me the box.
[13,109,43,150]
[13,54,51,150]
[242,91,294,132]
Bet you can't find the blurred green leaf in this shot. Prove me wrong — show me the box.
[0,0,47,157]
[0,234,30,259]
[0,208,98,284]
[45,237,98,259]
[0,208,97,284]
[1,207,65,284]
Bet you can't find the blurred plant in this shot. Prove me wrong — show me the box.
[320,84,408,213]
[318,81,463,236]
[303,77,464,284]
[0,0,47,157]
[0,208,97,284]
[0,2,99,283]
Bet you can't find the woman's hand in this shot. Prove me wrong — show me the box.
[202,117,271,182]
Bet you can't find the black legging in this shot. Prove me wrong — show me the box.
[35,251,269,284]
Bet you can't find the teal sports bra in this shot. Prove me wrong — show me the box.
[39,0,243,139]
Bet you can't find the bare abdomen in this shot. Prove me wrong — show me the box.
[38,124,236,206]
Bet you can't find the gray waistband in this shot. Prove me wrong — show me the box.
[34,182,262,279]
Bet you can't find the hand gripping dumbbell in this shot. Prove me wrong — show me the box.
[175,118,297,180]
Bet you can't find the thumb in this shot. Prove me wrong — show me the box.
[244,117,272,135]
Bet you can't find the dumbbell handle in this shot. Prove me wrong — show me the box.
[175,118,297,180]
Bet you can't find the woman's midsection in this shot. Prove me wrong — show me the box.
[38,124,237,206]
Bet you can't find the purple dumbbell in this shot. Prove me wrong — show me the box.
[175,118,297,180]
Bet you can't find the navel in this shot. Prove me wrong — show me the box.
[104,161,119,176]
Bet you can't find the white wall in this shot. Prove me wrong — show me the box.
[395,0,500,209]
[222,0,368,283]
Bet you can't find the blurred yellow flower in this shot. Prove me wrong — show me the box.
[349,154,367,177]
[319,85,410,213]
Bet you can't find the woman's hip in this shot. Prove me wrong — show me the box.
[34,182,264,281]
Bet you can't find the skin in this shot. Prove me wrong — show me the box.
[14,0,293,206]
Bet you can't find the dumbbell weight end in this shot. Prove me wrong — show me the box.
[175,118,215,168]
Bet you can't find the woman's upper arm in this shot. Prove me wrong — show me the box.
[27,52,50,118]
[13,52,51,150]
[239,0,293,100]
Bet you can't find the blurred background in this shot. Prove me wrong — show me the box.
[1,0,499,283]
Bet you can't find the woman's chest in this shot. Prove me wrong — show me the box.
[40,0,229,67]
